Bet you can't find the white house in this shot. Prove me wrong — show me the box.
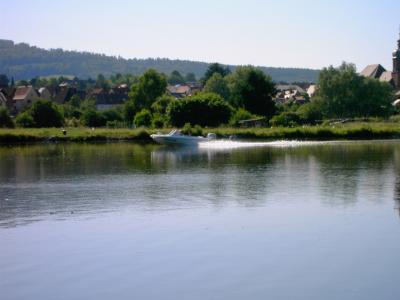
[12,86,40,112]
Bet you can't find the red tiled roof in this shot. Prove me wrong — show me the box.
[13,86,36,101]
[167,85,191,94]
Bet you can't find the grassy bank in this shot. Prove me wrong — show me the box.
[212,122,400,140]
[0,128,156,144]
[1,122,400,144]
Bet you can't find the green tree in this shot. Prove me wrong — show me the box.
[151,113,166,128]
[62,104,81,119]
[185,73,196,82]
[229,108,256,126]
[15,112,35,128]
[316,62,394,118]
[128,69,167,114]
[81,109,106,127]
[203,73,230,100]
[102,108,123,123]
[151,95,174,114]
[296,101,323,124]
[96,74,109,89]
[30,100,64,127]
[168,70,185,85]
[227,66,276,118]
[270,112,301,127]
[0,107,14,128]
[123,100,136,123]
[134,109,152,127]
[0,74,10,87]
[67,95,81,108]
[80,99,96,111]
[202,63,231,84]
[167,92,232,127]
[18,80,29,86]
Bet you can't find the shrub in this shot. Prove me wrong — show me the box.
[229,108,255,127]
[151,95,174,115]
[81,109,106,127]
[30,100,64,127]
[296,101,323,124]
[389,115,400,123]
[64,117,81,127]
[181,123,203,136]
[134,109,152,127]
[62,104,81,119]
[102,108,123,123]
[0,107,14,128]
[151,113,165,128]
[15,112,35,128]
[270,112,301,127]
[167,92,232,127]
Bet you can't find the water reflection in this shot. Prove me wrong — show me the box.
[0,141,399,227]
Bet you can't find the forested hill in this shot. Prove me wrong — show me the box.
[0,39,319,82]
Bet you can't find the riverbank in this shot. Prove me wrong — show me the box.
[1,122,400,144]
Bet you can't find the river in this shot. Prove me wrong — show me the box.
[1,141,400,300]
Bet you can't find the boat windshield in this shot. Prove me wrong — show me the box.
[168,130,182,136]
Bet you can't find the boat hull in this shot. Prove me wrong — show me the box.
[151,134,208,146]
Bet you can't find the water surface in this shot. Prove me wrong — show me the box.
[1,141,400,300]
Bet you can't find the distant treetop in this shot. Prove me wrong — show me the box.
[0,39,320,83]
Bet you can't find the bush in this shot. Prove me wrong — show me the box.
[64,117,81,127]
[15,112,35,128]
[0,107,14,128]
[62,104,81,119]
[229,108,255,127]
[81,109,106,127]
[134,109,152,127]
[181,123,203,136]
[270,112,301,127]
[167,92,232,127]
[389,115,400,123]
[30,100,64,127]
[151,96,174,115]
[102,108,123,123]
[151,113,166,128]
[296,101,323,124]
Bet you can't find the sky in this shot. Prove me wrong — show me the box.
[2,0,400,70]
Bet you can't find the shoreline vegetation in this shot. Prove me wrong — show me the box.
[1,122,400,144]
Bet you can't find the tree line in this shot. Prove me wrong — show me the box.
[0,62,397,129]
[0,39,319,82]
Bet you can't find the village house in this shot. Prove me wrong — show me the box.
[274,84,308,105]
[166,82,204,99]
[0,90,8,108]
[0,87,15,113]
[12,86,40,113]
[307,84,317,98]
[360,64,395,85]
[361,30,400,95]
[88,84,129,111]
[53,85,81,104]
[38,87,52,100]
[166,84,192,99]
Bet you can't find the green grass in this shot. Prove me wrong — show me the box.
[1,122,400,144]
[0,128,159,143]
[212,122,400,140]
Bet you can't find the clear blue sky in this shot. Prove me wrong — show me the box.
[2,0,400,70]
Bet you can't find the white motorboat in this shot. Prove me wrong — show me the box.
[151,130,216,146]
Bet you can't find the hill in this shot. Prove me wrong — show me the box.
[0,39,319,82]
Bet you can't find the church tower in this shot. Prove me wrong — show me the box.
[393,28,400,89]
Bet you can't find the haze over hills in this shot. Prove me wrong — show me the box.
[0,39,319,83]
